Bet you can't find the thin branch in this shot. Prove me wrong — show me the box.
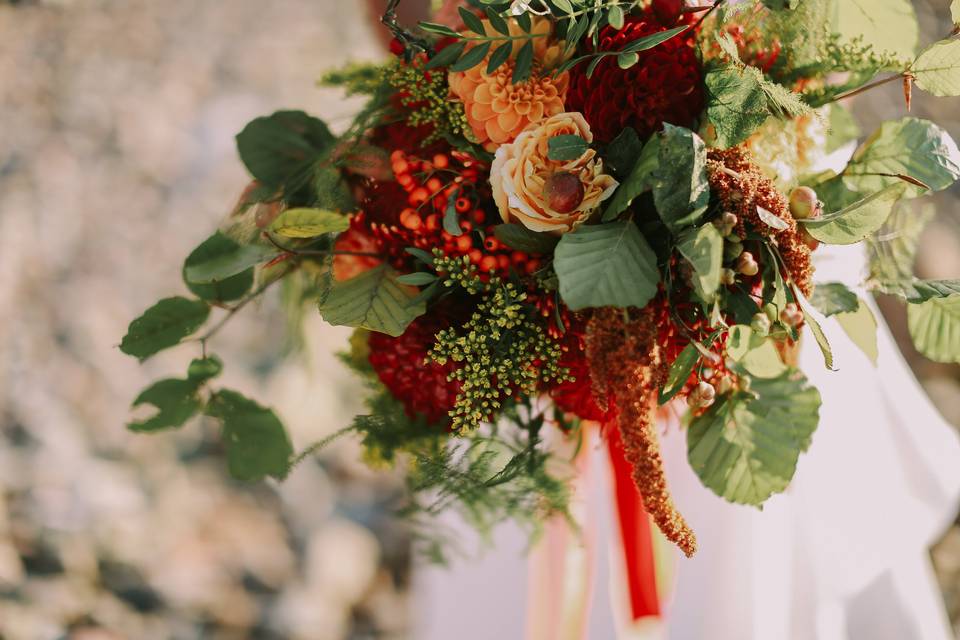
[828,72,907,103]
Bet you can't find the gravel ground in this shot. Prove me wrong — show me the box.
[0,1,959,638]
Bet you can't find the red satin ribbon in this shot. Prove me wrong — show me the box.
[606,426,661,620]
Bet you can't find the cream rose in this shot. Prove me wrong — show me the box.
[489,112,618,234]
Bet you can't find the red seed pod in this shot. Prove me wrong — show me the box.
[484,237,500,252]
[455,197,472,213]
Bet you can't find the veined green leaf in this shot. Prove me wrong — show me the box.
[804,183,907,245]
[547,134,588,162]
[269,208,349,238]
[318,264,426,336]
[727,325,789,379]
[866,199,933,284]
[602,135,660,221]
[182,242,276,284]
[653,124,710,231]
[554,221,660,311]
[188,356,224,382]
[912,39,960,97]
[843,118,960,196]
[484,7,510,36]
[120,297,210,361]
[687,370,821,506]
[907,294,960,363]
[832,0,919,60]
[836,300,878,365]
[236,111,335,189]
[876,278,960,303]
[677,224,723,299]
[602,126,642,178]
[129,378,202,433]
[450,41,491,72]
[396,272,439,286]
[487,41,513,74]
[418,21,460,37]
[183,232,254,303]
[795,289,836,371]
[206,389,294,481]
[704,64,769,148]
[513,40,534,84]
[425,41,466,70]
[459,6,486,35]
[809,282,859,316]
[621,25,689,54]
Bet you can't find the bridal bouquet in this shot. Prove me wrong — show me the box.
[121,0,960,559]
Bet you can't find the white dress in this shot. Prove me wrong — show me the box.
[412,242,960,640]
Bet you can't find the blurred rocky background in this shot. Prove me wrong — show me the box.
[0,0,958,638]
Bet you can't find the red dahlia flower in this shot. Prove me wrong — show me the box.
[565,13,704,143]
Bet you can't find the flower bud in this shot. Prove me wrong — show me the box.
[716,376,735,396]
[720,268,737,286]
[689,381,716,410]
[751,312,771,336]
[737,251,759,277]
[779,303,803,328]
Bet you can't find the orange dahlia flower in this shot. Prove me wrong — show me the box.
[448,17,570,151]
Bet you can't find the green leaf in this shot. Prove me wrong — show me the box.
[547,134,588,161]
[621,25,689,54]
[206,390,294,481]
[554,221,660,311]
[129,378,202,433]
[677,224,723,299]
[809,282,859,316]
[443,192,463,237]
[804,183,907,245]
[727,325,789,379]
[836,300,878,365]
[607,5,625,29]
[513,40,535,84]
[487,41,514,74]
[120,297,210,361]
[459,6,486,35]
[515,10,532,33]
[659,343,699,404]
[236,111,335,189]
[405,246,436,264]
[843,118,960,195]
[867,200,933,284]
[485,7,511,35]
[268,208,349,239]
[418,21,460,37]
[602,126,641,178]
[687,371,821,506]
[756,205,790,231]
[396,272,439,286]
[603,135,660,221]
[796,290,836,370]
[313,166,355,212]
[553,0,574,14]
[450,41,492,72]
[907,294,960,363]
[912,39,960,97]
[318,264,426,336]
[426,41,467,70]
[825,103,861,154]
[877,279,960,303]
[492,223,560,254]
[617,52,639,69]
[183,233,254,303]
[652,124,710,231]
[833,0,918,60]
[704,65,770,148]
[182,241,276,284]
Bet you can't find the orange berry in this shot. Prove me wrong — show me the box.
[497,254,511,270]
[409,188,429,206]
[484,237,500,251]
[401,212,422,230]
[425,214,440,231]
[397,174,414,188]
[512,251,527,265]
[432,195,447,209]
[472,209,486,224]
[426,177,443,193]
[391,160,409,176]
[480,255,498,272]
[469,249,483,264]
[525,259,541,274]
[455,197,471,213]
[390,150,405,163]
[433,154,450,169]
[456,234,473,252]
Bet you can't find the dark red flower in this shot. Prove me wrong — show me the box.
[368,312,461,426]
[565,12,704,143]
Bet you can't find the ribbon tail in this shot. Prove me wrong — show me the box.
[606,425,661,620]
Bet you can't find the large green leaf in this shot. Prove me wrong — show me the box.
[183,232,255,303]
[269,208,349,238]
[867,200,934,283]
[653,124,710,231]
[907,294,960,363]
[809,282,859,316]
[912,39,960,97]
[554,221,660,311]
[493,224,560,254]
[843,118,960,195]
[659,343,699,405]
[836,300,879,365]
[602,135,660,221]
[677,224,723,299]
[877,279,960,303]
[205,390,294,481]
[120,297,210,361]
[832,0,919,60]
[804,183,907,245]
[128,378,202,433]
[318,264,426,336]
[687,371,822,506]
[236,110,335,189]
[704,64,769,149]
[796,289,836,371]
